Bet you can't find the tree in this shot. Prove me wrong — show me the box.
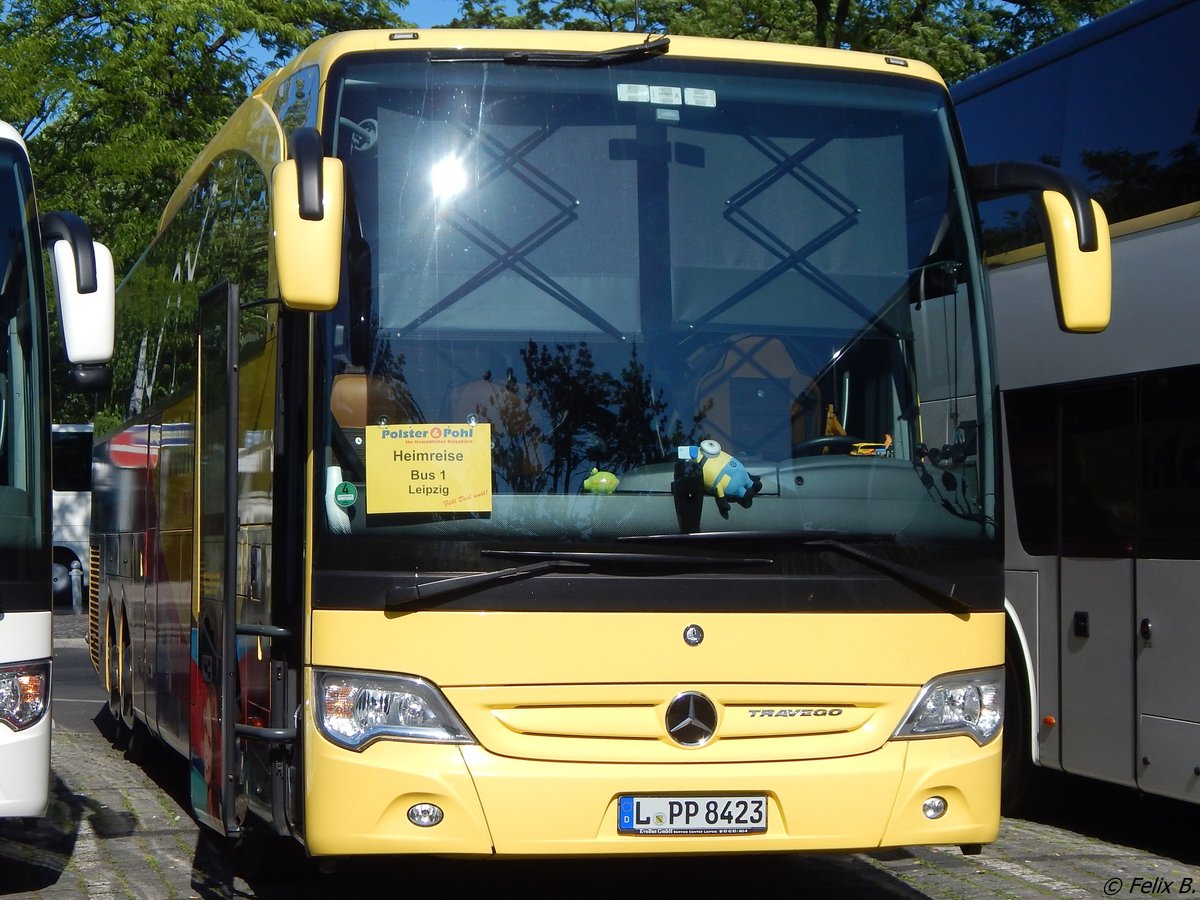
[0,0,406,270]
[521,340,618,494]
[447,0,1134,83]
[0,0,407,419]
[608,346,705,473]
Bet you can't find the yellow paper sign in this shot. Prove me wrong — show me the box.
[365,423,493,513]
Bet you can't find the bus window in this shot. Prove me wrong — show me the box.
[51,423,93,610]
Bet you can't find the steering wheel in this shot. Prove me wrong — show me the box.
[792,435,862,457]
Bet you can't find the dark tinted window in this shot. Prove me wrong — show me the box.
[1060,381,1135,558]
[1005,387,1058,556]
[955,0,1200,251]
[51,430,92,492]
[1139,366,1200,558]
[0,142,48,557]
[1006,373,1200,561]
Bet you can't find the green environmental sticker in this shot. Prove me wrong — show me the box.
[334,482,358,508]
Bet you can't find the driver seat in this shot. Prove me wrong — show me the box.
[694,335,821,459]
[331,372,416,428]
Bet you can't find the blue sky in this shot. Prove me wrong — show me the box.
[402,1,469,27]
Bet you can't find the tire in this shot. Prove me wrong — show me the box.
[106,613,132,749]
[105,616,121,720]
[120,623,135,732]
[1001,637,1033,816]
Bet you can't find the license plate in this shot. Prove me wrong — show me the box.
[618,795,767,835]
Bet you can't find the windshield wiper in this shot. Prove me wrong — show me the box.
[619,531,966,613]
[482,549,772,568]
[386,547,772,608]
[501,35,670,67]
[387,559,588,608]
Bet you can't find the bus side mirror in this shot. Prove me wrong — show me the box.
[969,161,1112,334]
[42,211,116,392]
[1038,189,1111,333]
[272,127,345,312]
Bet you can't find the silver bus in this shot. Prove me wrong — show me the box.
[952,0,1200,809]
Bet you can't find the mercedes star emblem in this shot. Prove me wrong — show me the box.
[665,691,718,747]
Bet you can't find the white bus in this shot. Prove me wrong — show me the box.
[952,0,1200,809]
[0,120,113,818]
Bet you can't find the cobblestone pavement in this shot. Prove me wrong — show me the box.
[3,615,1199,898]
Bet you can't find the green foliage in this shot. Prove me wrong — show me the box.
[0,0,405,420]
[447,0,1134,83]
[0,0,405,271]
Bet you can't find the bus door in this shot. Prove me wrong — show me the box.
[194,280,296,837]
[1057,382,1136,789]
[1134,367,1200,803]
[193,281,241,834]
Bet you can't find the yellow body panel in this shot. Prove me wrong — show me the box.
[304,609,1002,855]
[160,95,285,234]
[303,707,494,856]
[311,609,1001,686]
[256,29,945,107]
[304,723,998,856]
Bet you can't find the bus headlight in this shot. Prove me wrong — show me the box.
[313,669,474,751]
[0,661,50,732]
[892,667,1003,746]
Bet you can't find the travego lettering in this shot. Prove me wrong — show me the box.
[747,708,844,717]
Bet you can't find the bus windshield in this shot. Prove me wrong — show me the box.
[0,141,47,561]
[316,53,992,549]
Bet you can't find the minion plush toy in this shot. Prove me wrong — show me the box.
[678,440,762,518]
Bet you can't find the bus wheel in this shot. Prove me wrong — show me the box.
[106,614,131,749]
[121,621,155,764]
[120,621,135,731]
[1001,639,1032,816]
[105,616,121,719]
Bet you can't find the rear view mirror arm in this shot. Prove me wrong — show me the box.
[968,161,1099,252]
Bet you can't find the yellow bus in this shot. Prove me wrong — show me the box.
[88,29,1109,857]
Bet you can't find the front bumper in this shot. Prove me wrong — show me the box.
[301,712,1000,856]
